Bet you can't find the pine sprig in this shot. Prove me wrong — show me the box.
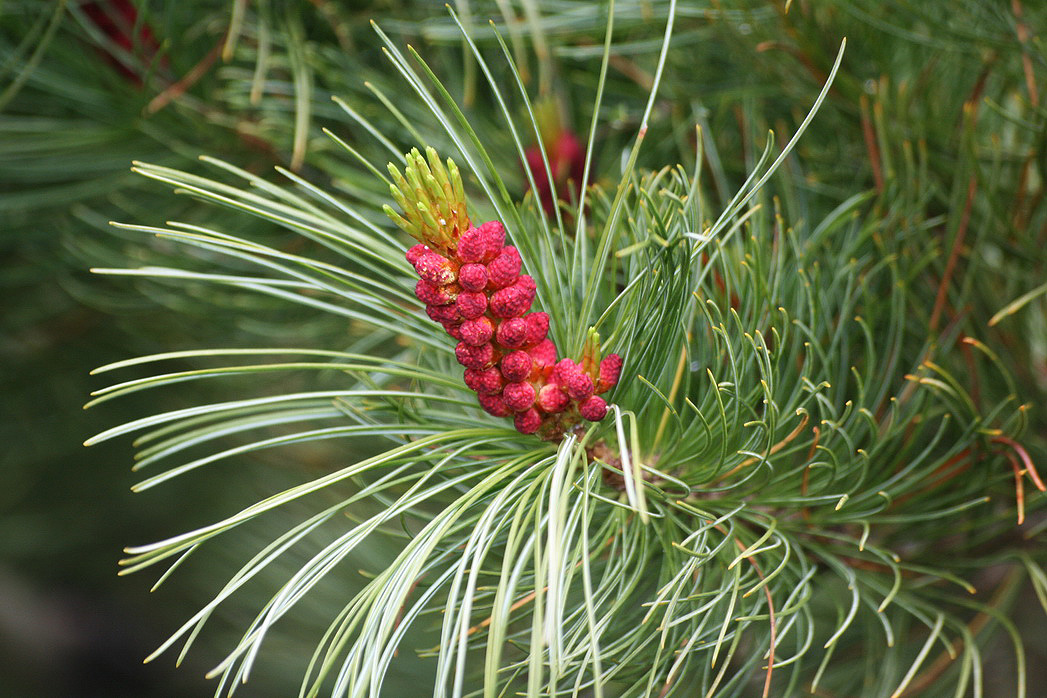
[83,4,1047,698]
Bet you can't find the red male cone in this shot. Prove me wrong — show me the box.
[385,148,621,440]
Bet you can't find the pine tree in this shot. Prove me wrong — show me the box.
[6,1,1045,696]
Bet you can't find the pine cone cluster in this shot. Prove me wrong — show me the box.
[387,147,621,439]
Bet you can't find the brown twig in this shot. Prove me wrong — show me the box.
[713,412,810,484]
[146,38,224,114]
[891,448,974,508]
[659,519,778,697]
[1011,0,1040,107]
[728,526,777,697]
[929,176,976,332]
[464,531,616,637]
[860,94,884,194]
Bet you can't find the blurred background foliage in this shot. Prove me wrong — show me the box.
[1,0,1044,695]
